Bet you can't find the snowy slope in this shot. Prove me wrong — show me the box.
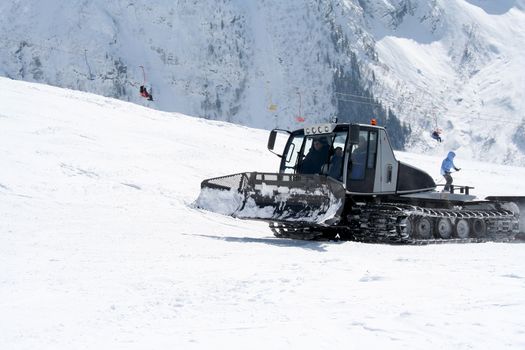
[1,78,525,350]
[0,0,524,166]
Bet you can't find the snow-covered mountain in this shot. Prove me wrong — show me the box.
[2,76,525,350]
[1,0,524,164]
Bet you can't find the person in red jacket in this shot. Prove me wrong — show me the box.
[139,85,153,101]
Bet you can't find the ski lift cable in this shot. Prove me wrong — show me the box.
[288,84,379,102]
[0,38,511,106]
[0,37,154,82]
[337,93,524,126]
[1,38,524,125]
[342,90,524,126]
[0,37,118,66]
[334,91,377,101]
[0,38,159,92]
[1,37,84,57]
[0,39,471,108]
[371,86,525,126]
[335,96,385,107]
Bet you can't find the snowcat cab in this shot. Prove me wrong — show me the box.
[196,123,525,243]
[268,123,435,196]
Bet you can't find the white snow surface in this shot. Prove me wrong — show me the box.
[1,77,525,349]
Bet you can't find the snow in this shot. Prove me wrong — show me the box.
[195,187,245,216]
[1,77,525,349]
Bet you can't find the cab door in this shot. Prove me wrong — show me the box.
[279,133,305,173]
[346,129,378,193]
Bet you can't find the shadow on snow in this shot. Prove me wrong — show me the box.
[183,233,339,252]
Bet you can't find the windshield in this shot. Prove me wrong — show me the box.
[281,131,348,178]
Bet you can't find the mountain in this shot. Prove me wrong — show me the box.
[0,0,524,164]
[2,75,525,350]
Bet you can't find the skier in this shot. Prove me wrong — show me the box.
[431,129,442,142]
[139,85,153,101]
[440,151,461,193]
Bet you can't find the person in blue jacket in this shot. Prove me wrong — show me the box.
[328,147,344,180]
[440,151,461,192]
[350,136,367,180]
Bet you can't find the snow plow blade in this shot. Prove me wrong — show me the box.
[195,172,347,225]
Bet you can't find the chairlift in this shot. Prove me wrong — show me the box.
[138,65,154,101]
[431,128,443,142]
[430,113,443,142]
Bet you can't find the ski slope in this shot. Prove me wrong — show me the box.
[1,77,525,349]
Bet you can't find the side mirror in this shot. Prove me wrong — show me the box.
[267,129,291,158]
[349,124,360,144]
[268,130,277,151]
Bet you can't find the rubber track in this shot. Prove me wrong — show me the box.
[270,203,520,244]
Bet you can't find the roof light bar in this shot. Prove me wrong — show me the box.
[304,123,336,135]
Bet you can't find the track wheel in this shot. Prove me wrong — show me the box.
[455,219,470,239]
[472,219,487,237]
[396,216,410,238]
[437,218,453,239]
[415,217,433,239]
